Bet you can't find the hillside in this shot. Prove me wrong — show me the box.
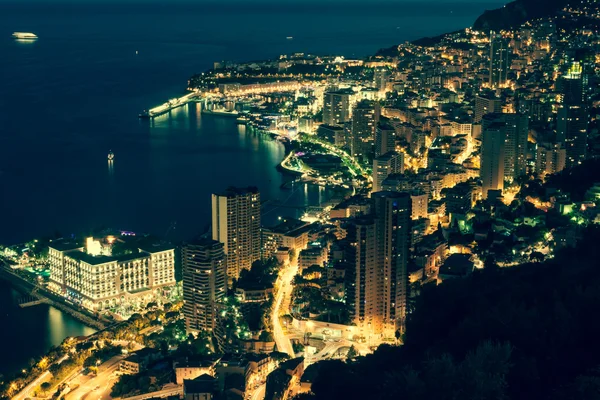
[302,226,600,400]
[473,0,571,31]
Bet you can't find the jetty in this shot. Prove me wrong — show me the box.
[139,91,200,119]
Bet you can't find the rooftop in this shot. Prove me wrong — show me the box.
[184,374,216,394]
[214,186,259,198]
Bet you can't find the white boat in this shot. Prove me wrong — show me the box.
[12,32,38,40]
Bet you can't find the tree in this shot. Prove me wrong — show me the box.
[40,382,51,394]
[346,345,358,361]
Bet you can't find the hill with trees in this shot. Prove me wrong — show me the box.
[300,225,600,400]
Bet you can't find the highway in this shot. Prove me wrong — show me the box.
[271,261,299,357]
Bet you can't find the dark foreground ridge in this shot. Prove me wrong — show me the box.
[302,225,600,400]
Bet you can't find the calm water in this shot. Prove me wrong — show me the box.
[0,280,96,377]
[0,0,502,377]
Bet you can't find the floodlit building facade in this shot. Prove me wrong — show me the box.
[212,187,261,280]
[48,240,175,312]
[183,239,227,334]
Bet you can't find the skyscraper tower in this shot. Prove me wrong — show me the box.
[485,113,528,182]
[212,187,261,280]
[351,192,411,340]
[372,191,411,338]
[480,117,506,199]
[353,217,380,335]
[323,89,352,126]
[183,239,227,334]
[557,62,588,167]
[489,34,510,88]
[351,100,380,158]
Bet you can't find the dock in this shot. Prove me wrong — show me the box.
[139,91,200,119]
[18,294,46,308]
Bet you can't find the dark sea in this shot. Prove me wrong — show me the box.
[0,0,502,377]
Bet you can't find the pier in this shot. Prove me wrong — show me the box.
[139,91,200,119]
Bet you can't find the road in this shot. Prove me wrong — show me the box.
[250,383,266,400]
[113,385,183,400]
[12,354,69,400]
[272,261,298,357]
[64,355,126,400]
[12,370,51,400]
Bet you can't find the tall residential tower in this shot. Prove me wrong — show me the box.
[212,187,261,280]
[183,239,227,334]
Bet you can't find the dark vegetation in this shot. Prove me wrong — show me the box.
[301,225,600,399]
[473,0,571,31]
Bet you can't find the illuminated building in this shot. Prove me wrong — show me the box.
[480,119,506,199]
[261,218,310,259]
[48,240,175,311]
[372,151,404,193]
[474,94,502,123]
[372,191,411,338]
[212,187,261,280]
[322,89,352,126]
[557,62,588,167]
[536,142,566,176]
[351,100,380,157]
[353,217,380,334]
[479,112,528,187]
[353,192,411,339]
[489,34,510,88]
[373,68,390,92]
[410,190,428,220]
[182,239,226,334]
[375,122,396,157]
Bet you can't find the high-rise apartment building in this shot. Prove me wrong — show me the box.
[536,142,566,177]
[480,120,506,199]
[352,192,411,340]
[372,151,404,193]
[474,94,502,123]
[481,113,528,184]
[323,90,352,126]
[212,187,261,280]
[372,191,411,338]
[351,100,380,157]
[353,217,379,334]
[489,34,510,88]
[183,239,227,334]
[557,62,588,167]
[375,122,396,157]
[373,68,390,92]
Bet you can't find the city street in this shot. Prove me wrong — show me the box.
[250,383,266,400]
[12,354,69,400]
[271,261,299,357]
[64,354,126,400]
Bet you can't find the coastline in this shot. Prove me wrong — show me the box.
[0,265,106,331]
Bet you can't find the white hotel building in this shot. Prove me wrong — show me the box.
[48,240,176,312]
